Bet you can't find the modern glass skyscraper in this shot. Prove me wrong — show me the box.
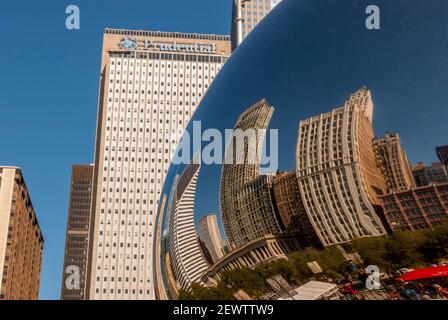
[86,29,230,300]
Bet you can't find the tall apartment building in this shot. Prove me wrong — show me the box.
[380,183,448,231]
[198,214,225,264]
[412,162,448,187]
[231,0,282,50]
[86,29,230,300]
[373,132,416,192]
[220,99,281,248]
[296,88,388,246]
[61,164,94,300]
[0,167,44,300]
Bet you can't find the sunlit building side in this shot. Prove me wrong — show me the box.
[296,88,388,246]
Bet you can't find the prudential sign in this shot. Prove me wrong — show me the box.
[118,37,216,54]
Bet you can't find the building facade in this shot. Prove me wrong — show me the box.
[231,0,282,50]
[373,132,416,192]
[61,164,94,300]
[436,145,448,168]
[86,29,230,300]
[169,163,209,292]
[0,167,44,300]
[271,172,319,243]
[380,183,448,231]
[198,214,225,264]
[220,99,281,248]
[296,88,388,247]
[412,162,448,187]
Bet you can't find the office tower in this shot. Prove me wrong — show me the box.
[86,29,230,300]
[271,172,318,242]
[436,145,448,168]
[381,183,448,231]
[296,88,388,247]
[0,167,44,300]
[61,164,94,300]
[169,162,209,292]
[231,0,283,50]
[412,162,448,187]
[373,132,416,192]
[198,214,225,263]
[220,99,282,247]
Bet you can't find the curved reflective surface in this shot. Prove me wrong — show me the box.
[153,0,448,299]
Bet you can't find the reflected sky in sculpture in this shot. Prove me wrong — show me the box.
[154,0,448,296]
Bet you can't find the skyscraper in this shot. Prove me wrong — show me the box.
[373,132,416,192]
[198,214,225,263]
[296,88,388,246]
[86,29,230,300]
[61,164,94,300]
[220,99,282,247]
[0,167,44,300]
[231,0,283,50]
[169,162,209,292]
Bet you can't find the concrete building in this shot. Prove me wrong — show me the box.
[412,162,448,187]
[231,0,282,50]
[373,132,416,192]
[198,214,225,264]
[296,88,388,246]
[0,167,44,300]
[169,162,209,292]
[86,29,230,299]
[220,99,281,248]
[61,164,94,300]
[380,183,448,231]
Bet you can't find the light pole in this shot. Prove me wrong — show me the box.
[234,0,251,47]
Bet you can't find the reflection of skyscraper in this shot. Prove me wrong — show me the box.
[86,29,230,300]
[296,88,388,246]
[0,167,44,300]
[198,214,224,263]
[61,164,93,300]
[234,174,282,244]
[169,162,209,292]
[231,0,283,50]
[373,133,416,192]
[220,99,281,247]
[271,172,318,242]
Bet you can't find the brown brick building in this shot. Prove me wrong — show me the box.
[61,164,93,300]
[0,167,44,300]
[380,183,448,231]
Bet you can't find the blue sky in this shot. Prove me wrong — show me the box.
[0,0,231,300]
[1,0,447,301]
